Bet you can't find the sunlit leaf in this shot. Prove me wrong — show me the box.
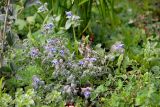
[65,20,72,30]
[15,19,27,30]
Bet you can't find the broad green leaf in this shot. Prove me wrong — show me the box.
[27,16,35,25]
[65,20,72,30]
[15,19,27,30]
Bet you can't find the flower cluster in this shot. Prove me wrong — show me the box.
[29,37,110,104]
[43,38,69,59]
[51,59,65,70]
[42,23,54,34]
[65,11,81,29]
[78,57,97,67]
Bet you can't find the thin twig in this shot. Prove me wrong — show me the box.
[1,0,10,67]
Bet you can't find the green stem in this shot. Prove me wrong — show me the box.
[72,26,79,55]
[72,26,76,41]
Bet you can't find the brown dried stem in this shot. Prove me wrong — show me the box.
[0,0,10,68]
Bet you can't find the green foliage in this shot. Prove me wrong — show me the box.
[14,88,35,107]
[0,0,160,106]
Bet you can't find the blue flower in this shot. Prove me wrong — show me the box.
[44,23,54,30]
[30,48,39,57]
[66,11,72,18]
[79,60,84,65]
[37,3,48,12]
[60,50,65,56]
[47,23,54,29]
[84,90,91,99]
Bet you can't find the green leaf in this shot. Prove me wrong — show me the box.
[78,0,89,6]
[117,79,123,90]
[6,31,15,46]
[0,66,12,73]
[117,54,124,72]
[65,20,72,30]
[15,19,27,30]
[27,16,35,25]
[95,84,106,93]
